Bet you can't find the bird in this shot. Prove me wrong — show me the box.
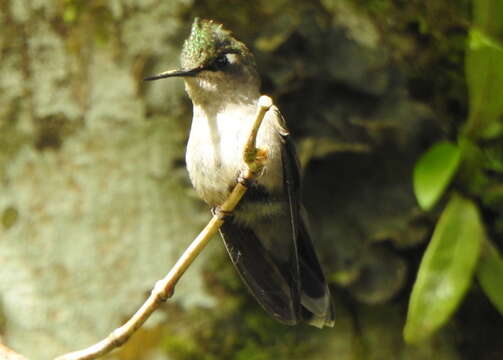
[145,18,334,328]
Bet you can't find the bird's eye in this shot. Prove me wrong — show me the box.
[213,53,230,70]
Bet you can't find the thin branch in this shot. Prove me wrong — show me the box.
[54,95,273,360]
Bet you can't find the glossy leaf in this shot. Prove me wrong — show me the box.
[464,0,503,139]
[477,240,503,315]
[413,142,462,211]
[404,193,484,344]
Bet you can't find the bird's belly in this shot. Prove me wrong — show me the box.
[185,107,284,207]
[186,141,283,208]
[186,137,243,206]
[186,145,287,227]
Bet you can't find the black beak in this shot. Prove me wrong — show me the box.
[144,67,202,81]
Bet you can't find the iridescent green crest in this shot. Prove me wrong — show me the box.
[181,18,250,69]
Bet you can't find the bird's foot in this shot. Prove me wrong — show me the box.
[244,147,267,178]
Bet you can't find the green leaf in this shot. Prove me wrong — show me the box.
[464,0,503,139]
[469,29,503,53]
[413,142,462,211]
[404,193,484,344]
[477,240,503,315]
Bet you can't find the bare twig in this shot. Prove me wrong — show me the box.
[55,95,273,360]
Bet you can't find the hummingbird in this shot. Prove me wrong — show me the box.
[145,18,334,327]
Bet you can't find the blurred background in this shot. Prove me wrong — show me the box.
[1,0,502,359]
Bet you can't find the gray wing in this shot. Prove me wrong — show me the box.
[219,107,335,327]
[277,108,335,327]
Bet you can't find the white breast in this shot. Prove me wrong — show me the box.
[185,103,284,206]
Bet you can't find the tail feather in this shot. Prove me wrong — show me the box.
[219,215,334,327]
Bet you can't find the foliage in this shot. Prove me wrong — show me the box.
[477,240,503,314]
[464,0,503,139]
[404,193,484,343]
[413,142,461,211]
[406,0,503,344]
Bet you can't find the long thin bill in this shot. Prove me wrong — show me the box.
[144,68,201,81]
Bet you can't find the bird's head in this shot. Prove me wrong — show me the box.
[146,18,260,105]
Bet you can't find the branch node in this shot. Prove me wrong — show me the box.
[109,329,129,348]
[154,280,173,301]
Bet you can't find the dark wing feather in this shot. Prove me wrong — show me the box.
[219,221,298,324]
[219,107,334,327]
[279,113,335,327]
[280,122,302,320]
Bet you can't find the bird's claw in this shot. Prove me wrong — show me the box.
[244,148,267,176]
